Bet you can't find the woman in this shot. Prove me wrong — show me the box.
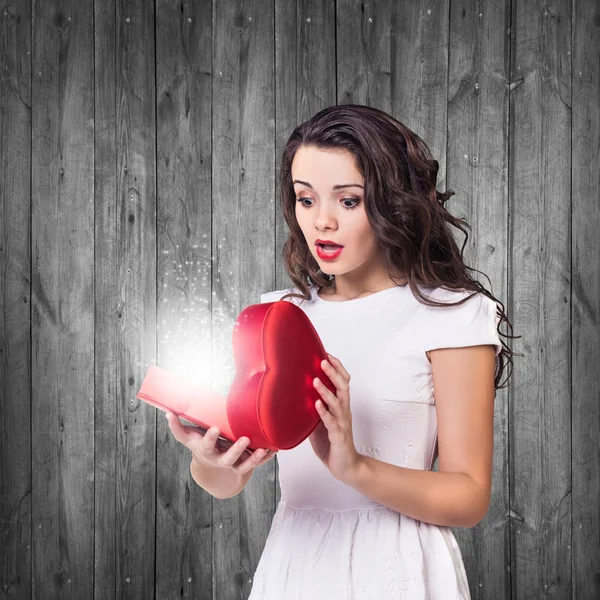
[247,104,516,599]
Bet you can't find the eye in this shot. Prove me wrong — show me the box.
[296,197,361,210]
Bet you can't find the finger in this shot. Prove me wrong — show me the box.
[216,436,253,467]
[166,412,197,443]
[253,451,278,469]
[255,448,279,465]
[315,399,334,426]
[201,426,226,454]
[313,378,340,414]
[166,413,224,452]
[175,421,218,454]
[167,413,209,446]
[233,449,278,473]
[226,445,267,472]
[321,364,350,401]
[327,354,351,380]
[321,359,343,388]
[166,412,199,436]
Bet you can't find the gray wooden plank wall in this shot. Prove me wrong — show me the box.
[1,0,598,599]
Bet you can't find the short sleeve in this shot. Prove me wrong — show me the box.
[420,290,502,357]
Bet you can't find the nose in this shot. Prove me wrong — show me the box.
[314,202,338,231]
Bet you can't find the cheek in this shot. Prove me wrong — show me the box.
[353,221,377,247]
[354,230,379,259]
[295,207,310,236]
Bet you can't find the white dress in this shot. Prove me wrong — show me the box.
[247,283,502,600]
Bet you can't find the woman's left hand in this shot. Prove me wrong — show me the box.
[308,353,362,482]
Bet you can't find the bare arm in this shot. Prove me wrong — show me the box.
[341,345,496,528]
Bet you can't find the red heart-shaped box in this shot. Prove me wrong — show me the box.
[136,298,336,452]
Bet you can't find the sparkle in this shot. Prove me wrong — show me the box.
[157,253,238,394]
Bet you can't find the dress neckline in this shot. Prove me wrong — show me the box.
[310,283,406,304]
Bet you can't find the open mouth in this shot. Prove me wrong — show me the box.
[316,244,344,259]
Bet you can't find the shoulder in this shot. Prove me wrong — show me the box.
[260,287,302,304]
[417,286,502,357]
[419,286,499,323]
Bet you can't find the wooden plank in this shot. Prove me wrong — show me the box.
[447,2,511,598]
[212,0,276,598]
[385,0,449,168]
[0,2,33,599]
[94,0,158,598]
[336,0,393,105]
[114,0,158,597]
[571,0,600,598]
[510,0,572,597]
[93,1,119,598]
[30,1,95,598]
[154,0,214,598]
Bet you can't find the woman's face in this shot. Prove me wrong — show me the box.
[292,145,383,283]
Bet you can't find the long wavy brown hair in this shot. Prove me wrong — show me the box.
[277,104,519,390]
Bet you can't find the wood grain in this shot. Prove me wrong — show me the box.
[95,0,157,598]
[510,0,572,597]
[572,0,600,598]
[0,1,32,598]
[1,0,599,598]
[29,0,96,598]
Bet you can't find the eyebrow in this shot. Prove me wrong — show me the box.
[292,179,364,190]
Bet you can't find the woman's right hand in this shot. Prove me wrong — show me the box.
[165,411,278,474]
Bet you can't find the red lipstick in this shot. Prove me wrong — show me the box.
[315,239,344,260]
[315,239,344,247]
